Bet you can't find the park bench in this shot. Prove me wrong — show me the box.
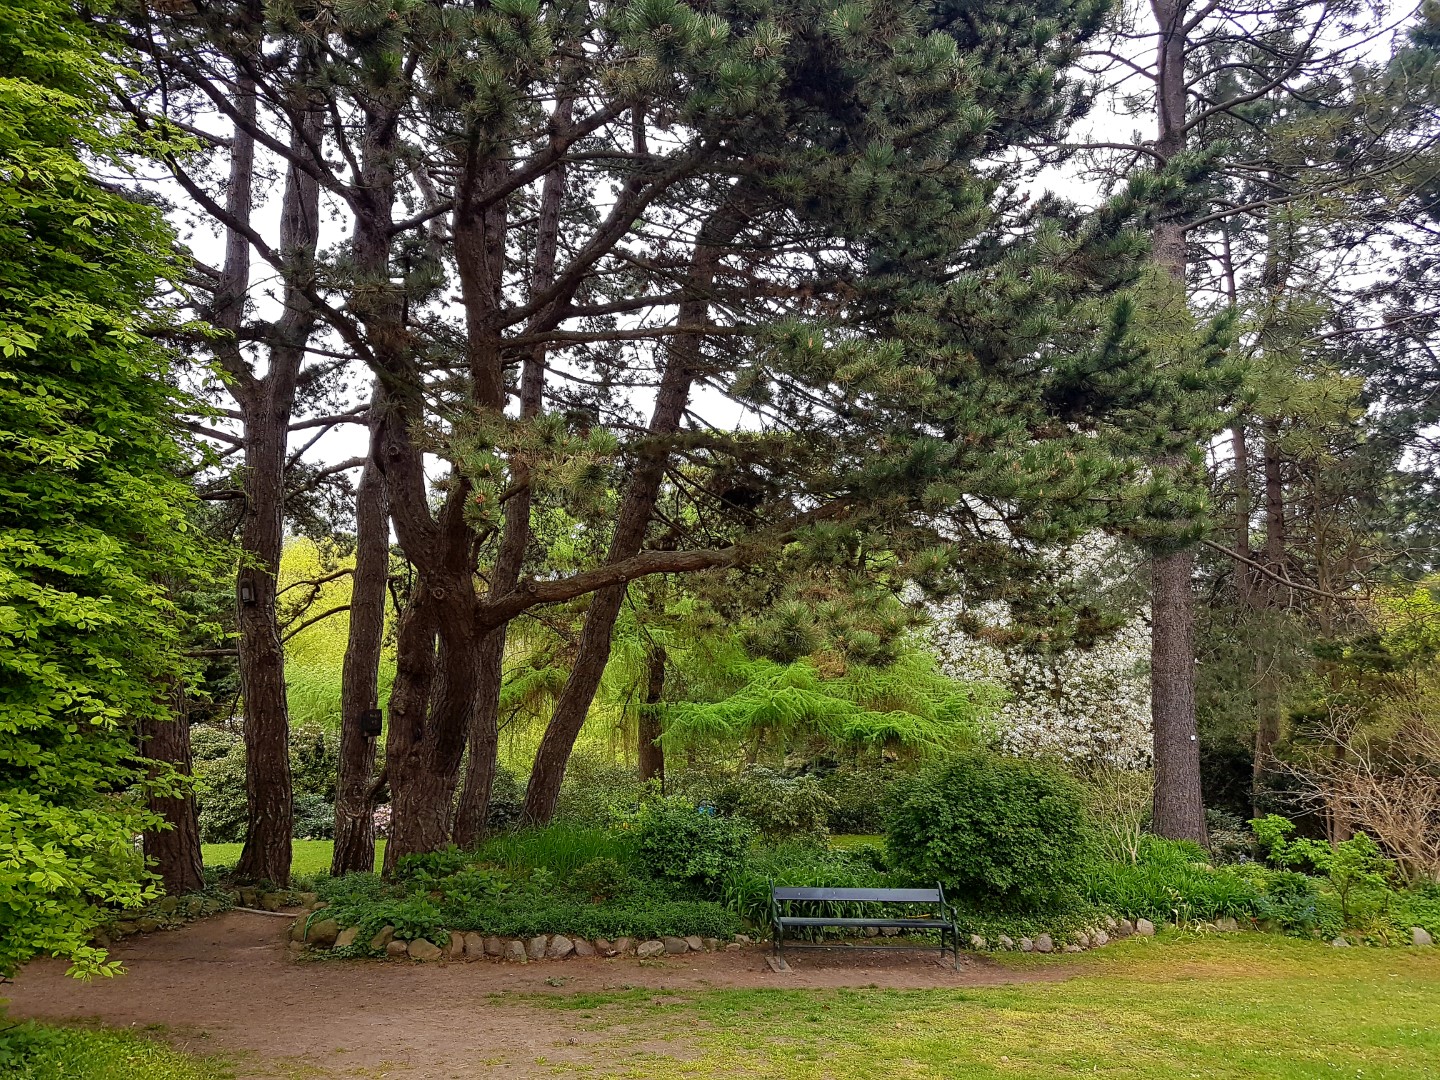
[769,884,960,968]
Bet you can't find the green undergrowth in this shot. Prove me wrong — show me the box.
[1085,836,1440,944]
[313,839,740,950]
[0,1020,230,1080]
[509,934,1440,1078]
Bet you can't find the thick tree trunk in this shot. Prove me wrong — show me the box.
[1151,548,1208,841]
[638,644,666,785]
[331,406,390,876]
[453,115,569,847]
[234,415,294,884]
[231,99,322,886]
[1146,0,1207,846]
[452,630,504,848]
[140,691,204,896]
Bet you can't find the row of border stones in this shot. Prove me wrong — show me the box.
[289,914,756,961]
[962,917,1156,955]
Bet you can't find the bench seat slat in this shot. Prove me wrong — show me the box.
[771,888,942,902]
[777,917,951,929]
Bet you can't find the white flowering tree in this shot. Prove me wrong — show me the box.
[926,538,1153,770]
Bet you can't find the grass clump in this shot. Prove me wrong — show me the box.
[0,1020,229,1080]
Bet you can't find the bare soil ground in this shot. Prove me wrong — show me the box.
[3,911,1070,1079]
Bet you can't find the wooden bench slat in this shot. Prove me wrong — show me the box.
[777,917,951,928]
[770,888,942,902]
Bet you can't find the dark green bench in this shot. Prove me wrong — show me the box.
[769,884,960,968]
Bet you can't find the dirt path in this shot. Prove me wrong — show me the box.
[4,911,1070,1078]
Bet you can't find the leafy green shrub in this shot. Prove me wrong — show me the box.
[193,723,340,843]
[292,793,335,840]
[1254,816,1395,923]
[1394,883,1440,939]
[328,894,448,946]
[1085,837,1253,923]
[437,869,510,906]
[316,871,386,908]
[628,797,754,893]
[722,842,890,926]
[715,768,837,840]
[433,895,739,940]
[1249,868,1343,939]
[289,722,338,802]
[817,766,901,834]
[554,754,648,826]
[1204,807,1253,864]
[885,751,1088,911]
[394,846,471,891]
[192,729,248,844]
[486,766,524,829]
[1082,837,1345,936]
[950,903,1106,946]
[570,858,631,902]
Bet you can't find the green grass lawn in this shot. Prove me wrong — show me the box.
[829,833,884,850]
[200,839,383,879]
[0,1020,230,1080]
[519,933,1440,1078]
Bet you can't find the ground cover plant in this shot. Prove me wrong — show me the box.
[0,1020,229,1080]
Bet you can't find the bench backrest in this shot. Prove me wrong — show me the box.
[771,887,942,903]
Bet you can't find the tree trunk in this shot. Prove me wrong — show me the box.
[1151,547,1208,842]
[1251,422,1288,816]
[452,630,504,848]
[331,402,390,876]
[1144,0,1207,846]
[1231,422,1252,602]
[519,203,745,825]
[140,689,204,896]
[453,108,569,847]
[234,413,294,885]
[230,98,322,886]
[638,644,666,785]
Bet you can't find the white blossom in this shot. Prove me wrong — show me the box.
[925,537,1152,769]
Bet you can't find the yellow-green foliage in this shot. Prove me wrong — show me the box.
[278,539,395,730]
[661,644,1001,756]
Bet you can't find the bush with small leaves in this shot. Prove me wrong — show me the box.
[627,797,754,894]
[886,751,1088,911]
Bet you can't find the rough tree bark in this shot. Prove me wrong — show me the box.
[230,91,323,886]
[331,395,390,876]
[452,101,572,848]
[1147,0,1208,845]
[141,685,204,896]
[638,644,667,786]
